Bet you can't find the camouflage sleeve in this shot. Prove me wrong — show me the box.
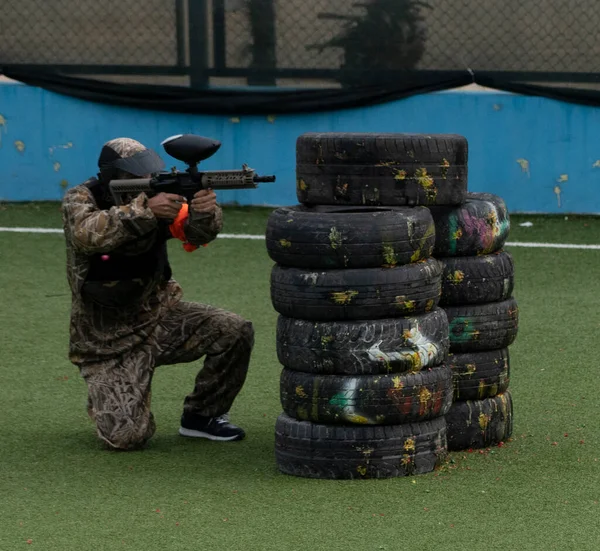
[62,186,158,254]
[182,204,224,246]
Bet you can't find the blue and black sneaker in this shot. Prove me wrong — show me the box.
[179,412,245,442]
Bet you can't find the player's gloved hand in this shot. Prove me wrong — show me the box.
[148,193,186,219]
[191,190,217,215]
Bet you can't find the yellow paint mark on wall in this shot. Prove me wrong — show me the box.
[53,162,61,172]
[49,142,73,156]
[593,160,600,168]
[557,174,568,183]
[60,179,69,189]
[14,140,25,153]
[267,115,276,123]
[516,159,530,177]
[230,117,240,123]
[0,114,6,147]
[554,185,562,208]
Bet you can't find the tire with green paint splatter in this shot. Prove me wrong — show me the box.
[445,391,513,451]
[266,204,435,269]
[276,308,449,375]
[445,297,519,353]
[280,365,453,425]
[439,251,515,306]
[429,193,510,257]
[270,258,442,321]
[296,133,468,207]
[275,413,448,479]
[449,348,510,401]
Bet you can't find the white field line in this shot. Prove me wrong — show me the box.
[1,227,599,249]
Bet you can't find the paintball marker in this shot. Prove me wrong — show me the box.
[109,134,276,220]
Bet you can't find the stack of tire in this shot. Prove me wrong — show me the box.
[266,132,469,480]
[429,193,518,451]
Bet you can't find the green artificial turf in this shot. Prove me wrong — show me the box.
[1,204,599,550]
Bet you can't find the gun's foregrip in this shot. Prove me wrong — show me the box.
[200,170,257,189]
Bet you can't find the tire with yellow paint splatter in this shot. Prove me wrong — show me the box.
[449,348,510,401]
[445,298,519,353]
[270,258,442,321]
[276,308,449,375]
[439,251,515,306]
[266,204,435,268]
[296,133,468,207]
[429,193,510,257]
[445,391,513,451]
[280,365,453,425]
[275,414,448,479]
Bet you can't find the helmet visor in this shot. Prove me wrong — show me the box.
[109,148,165,176]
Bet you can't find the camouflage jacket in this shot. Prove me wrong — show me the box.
[61,180,223,364]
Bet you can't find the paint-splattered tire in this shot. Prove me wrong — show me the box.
[296,133,468,207]
[265,204,435,269]
[270,259,442,321]
[446,391,513,451]
[280,365,453,426]
[445,298,519,353]
[440,251,515,306]
[429,192,510,256]
[449,349,510,401]
[276,308,449,375]
[275,413,448,479]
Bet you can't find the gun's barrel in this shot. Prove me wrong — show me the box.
[253,175,276,183]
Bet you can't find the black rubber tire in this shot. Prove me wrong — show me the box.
[445,298,519,353]
[439,251,515,306]
[446,391,513,451]
[276,308,449,375]
[275,414,448,479]
[270,259,442,321]
[449,349,510,401]
[429,193,510,256]
[280,365,453,426]
[265,204,435,269]
[296,133,468,207]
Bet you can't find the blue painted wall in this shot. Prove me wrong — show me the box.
[1,82,600,213]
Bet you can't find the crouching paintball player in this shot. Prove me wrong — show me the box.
[61,137,255,450]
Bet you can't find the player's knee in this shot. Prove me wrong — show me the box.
[94,410,155,451]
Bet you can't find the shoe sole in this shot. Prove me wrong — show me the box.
[178,427,245,441]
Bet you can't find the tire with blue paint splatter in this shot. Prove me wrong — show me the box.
[429,193,510,257]
[266,204,435,269]
[296,133,468,207]
[445,297,519,353]
[275,414,448,479]
[280,364,453,425]
[276,308,449,375]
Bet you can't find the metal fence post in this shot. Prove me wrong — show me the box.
[188,0,209,88]
[247,0,276,86]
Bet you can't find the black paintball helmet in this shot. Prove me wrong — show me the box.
[97,137,165,183]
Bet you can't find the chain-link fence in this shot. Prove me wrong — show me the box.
[1,0,600,88]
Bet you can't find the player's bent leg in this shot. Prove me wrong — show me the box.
[80,353,156,450]
[153,301,255,441]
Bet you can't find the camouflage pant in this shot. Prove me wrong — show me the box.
[78,301,255,451]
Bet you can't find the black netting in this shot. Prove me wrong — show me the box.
[2,0,600,114]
